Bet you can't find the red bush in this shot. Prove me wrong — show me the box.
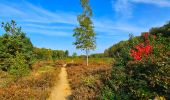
[130,33,153,61]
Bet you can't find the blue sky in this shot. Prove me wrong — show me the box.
[0,0,170,55]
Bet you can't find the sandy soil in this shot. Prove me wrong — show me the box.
[48,67,71,100]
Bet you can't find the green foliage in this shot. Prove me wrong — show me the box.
[52,50,65,59]
[65,50,69,57]
[0,20,67,78]
[33,47,66,60]
[90,53,105,58]
[0,20,33,71]
[73,0,96,66]
[101,22,170,99]
[72,52,78,58]
[82,75,95,87]
[104,34,142,58]
[73,14,96,50]
[149,21,170,37]
[104,41,129,58]
[8,52,29,77]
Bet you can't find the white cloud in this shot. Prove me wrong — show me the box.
[24,28,71,37]
[0,4,24,16]
[131,0,170,7]
[23,23,74,30]
[112,0,133,18]
[24,2,77,25]
[93,18,147,36]
[0,1,77,37]
[113,0,170,18]
[0,0,149,38]
[1,0,165,54]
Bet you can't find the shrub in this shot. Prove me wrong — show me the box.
[8,52,29,77]
[82,75,96,87]
[0,65,60,100]
[0,20,34,71]
[101,31,170,99]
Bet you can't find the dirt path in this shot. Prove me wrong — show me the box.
[48,67,71,100]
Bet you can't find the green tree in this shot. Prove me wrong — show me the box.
[65,50,69,57]
[0,20,33,71]
[73,0,96,66]
[8,51,29,77]
[72,52,77,58]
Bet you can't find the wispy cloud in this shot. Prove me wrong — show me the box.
[131,0,170,7]
[24,28,71,37]
[0,1,77,37]
[112,0,133,18]
[0,0,149,38]
[93,18,147,37]
[1,0,167,54]
[113,0,170,18]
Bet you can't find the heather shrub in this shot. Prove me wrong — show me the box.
[0,66,60,100]
[82,75,96,87]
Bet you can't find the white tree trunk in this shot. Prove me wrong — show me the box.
[86,49,89,66]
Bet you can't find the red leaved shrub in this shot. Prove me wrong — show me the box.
[130,32,153,61]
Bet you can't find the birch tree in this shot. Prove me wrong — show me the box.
[73,0,96,66]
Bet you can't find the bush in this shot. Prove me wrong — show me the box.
[82,75,96,87]
[101,31,170,99]
[8,52,29,77]
[0,20,34,71]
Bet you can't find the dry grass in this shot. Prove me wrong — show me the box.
[0,61,61,100]
[0,58,113,100]
[66,58,112,100]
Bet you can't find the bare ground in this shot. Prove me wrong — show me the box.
[48,67,71,100]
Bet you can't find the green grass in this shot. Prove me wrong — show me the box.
[89,58,114,63]
[63,57,114,63]
[37,66,55,73]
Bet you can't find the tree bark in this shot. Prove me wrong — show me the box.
[86,49,89,66]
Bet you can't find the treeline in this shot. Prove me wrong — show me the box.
[104,40,129,58]
[89,53,105,58]
[101,22,170,99]
[34,47,68,60]
[0,20,68,77]
[104,22,170,58]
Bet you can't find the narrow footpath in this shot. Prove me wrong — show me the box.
[48,67,71,100]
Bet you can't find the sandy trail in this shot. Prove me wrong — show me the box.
[48,67,71,100]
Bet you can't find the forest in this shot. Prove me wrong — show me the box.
[0,0,170,100]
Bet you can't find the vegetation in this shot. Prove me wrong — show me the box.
[0,20,66,99]
[0,20,33,76]
[0,2,169,99]
[65,50,69,57]
[8,51,30,77]
[90,53,106,58]
[0,61,61,100]
[66,58,112,100]
[0,20,67,75]
[34,47,67,60]
[101,22,170,100]
[73,0,96,66]
[72,52,78,58]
